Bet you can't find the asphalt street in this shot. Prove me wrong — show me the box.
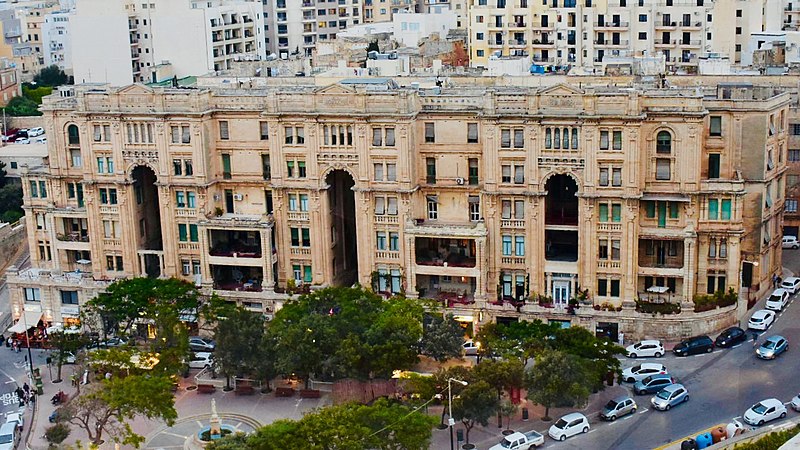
[538,248,800,449]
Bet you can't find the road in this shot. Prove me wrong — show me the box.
[542,248,800,449]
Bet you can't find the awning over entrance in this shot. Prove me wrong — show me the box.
[8,311,43,334]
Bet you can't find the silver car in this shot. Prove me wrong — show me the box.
[600,395,637,421]
[651,384,689,411]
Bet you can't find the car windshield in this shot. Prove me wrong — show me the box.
[751,317,763,322]
[752,403,767,414]
[633,343,643,349]
[770,295,781,301]
[500,439,513,448]
[0,434,11,444]
[656,390,672,400]
[631,365,642,372]
[605,400,618,409]
[554,419,568,429]
[763,341,776,349]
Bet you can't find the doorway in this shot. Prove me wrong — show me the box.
[553,280,570,307]
[131,165,162,277]
[326,169,358,286]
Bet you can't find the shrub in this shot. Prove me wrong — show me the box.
[635,300,680,315]
[733,425,800,450]
[693,288,737,312]
[44,423,70,446]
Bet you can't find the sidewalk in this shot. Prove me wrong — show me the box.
[429,383,630,449]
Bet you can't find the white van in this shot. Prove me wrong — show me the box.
[783,236,799,249]
[0,422,17,450]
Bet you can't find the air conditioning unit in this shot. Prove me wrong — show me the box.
[233,193,244,201]
[456,177,465,185]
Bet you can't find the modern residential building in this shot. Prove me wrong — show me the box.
[363,0,416,24]
[5,76,788,342]
[466,0,781,72]
[263,0,363,57]
[41,9,71,74]
[0,57,20,105]
[71,0,266,85]
[393,10,457,47]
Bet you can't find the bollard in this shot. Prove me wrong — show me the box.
[522,408,529,421]
[456,429,464,443]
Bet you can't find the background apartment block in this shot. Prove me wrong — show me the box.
[5,77,786,341]
[71,0,265,85]
[42,9,71,74]
[264,0,362,57]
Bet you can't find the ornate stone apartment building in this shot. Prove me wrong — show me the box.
[5,78,787,340]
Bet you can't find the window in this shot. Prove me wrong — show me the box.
[599,239,608,259]
[171,125,191,144]
[374,163,384,181]
[260,121,269,140]
[656,131,672,154]
[106,255,124,271]
[60,290,78,305]
[468,158,479,185]
[612,131,622,150]
[502,235,512,256]
[709,116,722,137]
[787,199,798,213]
[376,232,386,250]
[610,280,620,297]
[427,195,438,220]
[790,150,800,162]
[612,203,621,222]
[426,158,436,184]
[469,195,480,221]
[67,124,79,145]
[612,168,622,186]
[93,124,111,142]
[221,154,231,179]
[24,287,41,302]
[103,220,120,238]
[176,191,186,208]
[515,236,525,256]
[708,154,720,179]
[708,199,719,219]
[600,131,609,150]
[514,129,524,148]
[544,127,579,149]
[638,32,647,40]
[656,159,671,180]
[219,121,229,140]
[262,154,271,180]
[501,129,511,148]
[514,165,524,184]
[424,122,435,143]
[639,14,647,22]
[599,167,609,186]
[467,123,479,143]
[389,232,399,251]
[284,126,305,145]
[99,188,117,205]
[70,149,82,167]
[184,160,192,176]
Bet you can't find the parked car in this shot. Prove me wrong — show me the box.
[791,393,800,412]
[462,339,479,356]
[488,430,544,450]
[0,422,16,450]
[766,289,790,311]
[548,413,589,441]
[633,373,675,395]
[27,126,44,137]
[672,336,714,356]
[189,336,215,352]
[748,310,776,331]
[651,384,689,411]
[14,138,29,144]
[781,277,800,295]
[35,137,46,144]
[743,398,787,426]
[600,395,637,421]
[2,128,19,141]
[4,413,22,433]
[756,335,788,360]
[782,236,800,249]
[188,352,213,369]
[621,363,667,383]
[715,327,748,348]
[625,340,665,358]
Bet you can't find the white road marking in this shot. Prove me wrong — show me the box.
[732,344,742,349]
[587,429,596,434]
[639,408,649,414]
[3,381,13,385]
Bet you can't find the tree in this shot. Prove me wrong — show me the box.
[451,380,499,444]
[214,307,268,390]
[0,182,23,222]
[524,349,593,421]
[33,65,69,87]
[48,331,86,383]
[548,326,624,391]
[473,359,524,426]
[498,399,518,431]
[206,432,249,450]
[420,314,464,362]
[431,365,474,427]
[2,96,41,116]
[44,423,70,446]
[475,320,561,363]
[62,375,177,447]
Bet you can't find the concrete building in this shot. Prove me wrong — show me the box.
[363,0,416,24]
[0,57,20,105]
[4,75,788,341]
[263,0,362,58]
[0,142,47,178]
[41,9,71,74]
[393,11,457,47]
[71,0,266,85]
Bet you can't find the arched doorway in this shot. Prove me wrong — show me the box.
[131,165,163,277]
[326,169,358,286]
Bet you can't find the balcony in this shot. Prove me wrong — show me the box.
[680,21,702,29]
[594,21,628,29]
[532,56,555,63]
[530,24,555,31]
[654,39,676,47]
[509,39,527,46]
[211,265,263,292]
[678,40,701,48]
[415,237,476,268]
[416,274,476,308]
[508,21,527,28]
[595,40,628,47]
[530,39,555,48]
[56,232,89,243]
[638,239,684,269]
[208,229,262,258]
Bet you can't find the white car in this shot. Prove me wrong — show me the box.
[4,413,22,432]
[548,412,589,441]
[791,393,800,412]
[35,137,47,144]
[27,127,44,137]
[462,339,480,356]
[743,398,787,426]
[621,363,668,383]
[188,352,213,369]
[748,310,776,331]
[781,277,800,295]
[782,236,800,249]
[766,289,790,311]
[14,138,29,144]
[625,340,665,358]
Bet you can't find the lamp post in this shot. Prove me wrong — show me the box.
[448,377,468,450]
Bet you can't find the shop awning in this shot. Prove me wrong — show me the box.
[8,311,43,334]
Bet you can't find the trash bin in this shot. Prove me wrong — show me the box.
[695,432,713,449]
[522,408,529,421]
[711,427,726,443]
[680,438,698,450]
[456,429,464,443]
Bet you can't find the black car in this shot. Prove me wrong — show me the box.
[715,326,748,348]
[672,335,714,356]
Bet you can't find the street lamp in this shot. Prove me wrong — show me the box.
[448,377,468,450]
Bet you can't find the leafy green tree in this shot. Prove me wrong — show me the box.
[33,65,69,87]
[524,349,593,420]
[420,314,464,362]
[214,307,268,390]
[206,432,249,449]
[0,162,23,222]
[498,399,518,431]
[451,380,499,444]
[2,96,41,116]
[475,320,560,363]
[431,365,474,426]
[48,331,86,383]
[44,423,70,446]
[473,358,524,426]
[0,161,7,188]
[62,374,177,447]
[548,326,624,391]
[21,84,53,104]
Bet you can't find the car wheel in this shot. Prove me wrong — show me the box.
[626,377,634,383]
[610,415,617,421]
[780,412,787,419]
[684,395,689,403]
[758,420,765,426]
[630,353,637,358]
[654,352,663,358]
[665,404,671,411]
[582,427,589,434]
[559,435,566,441]
[631,408,637,414]
[706,347,713,353]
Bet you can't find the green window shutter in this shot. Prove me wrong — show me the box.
[669,202,679,219]
[189,224,198,242]
[304,266,312,283]
[178,224,188,241]
[708,199,719,219]
[599,204,609,222]
[645,201,655,218]
[721,199,732,220]
[611,204,621,222]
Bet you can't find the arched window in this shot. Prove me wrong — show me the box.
[656,131,672,154]
[67,124,79,145]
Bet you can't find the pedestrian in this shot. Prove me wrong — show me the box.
[773,273,779,288]
[23,382,29,393]
[5,337,10,348]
